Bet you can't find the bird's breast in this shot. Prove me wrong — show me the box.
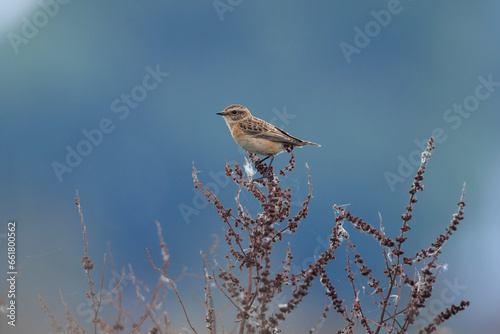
[235,135,285,156]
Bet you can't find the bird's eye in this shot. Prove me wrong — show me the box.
[232,110,238,115]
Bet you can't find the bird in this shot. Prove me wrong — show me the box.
[217,104,320,178]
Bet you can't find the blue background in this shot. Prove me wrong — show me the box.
[1,1,499,333]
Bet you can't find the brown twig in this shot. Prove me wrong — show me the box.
[147,249,199,334]
[76,191,100,333]
[201,252,243,313]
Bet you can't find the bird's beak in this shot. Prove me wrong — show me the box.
[216,112,225,116]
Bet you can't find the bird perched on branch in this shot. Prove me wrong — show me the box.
[217,104,320,178]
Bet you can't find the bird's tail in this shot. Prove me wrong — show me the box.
[301,140,321,147]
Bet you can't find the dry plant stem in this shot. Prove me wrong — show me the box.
[39,295,63,334]
[193,163,248,257]
[43,194,193,333]
[373,138,435,334]
[203,267,216,334]
[94,254,107,333]
[401,183,468,332]
[130,221,182,334]
[107,246,127,331]
[130,265,164,333]
[219,317,227,334]
[104,266,125,300]
[331,137,467,332]
[195,152,314,332]
[59,289,87,334]
[345,242,373,333]
[191,139,468,333]
[201,252,243,313]
[76,191,128,334]
[309,303,332,334]
[77,191,155,334]
[155,220,170,271]
[76,191,102,334]
[128,287,157,334]
[419,300,470,334]
[238,266,254,334]
[390,266,405,330]
[147,248,199,334]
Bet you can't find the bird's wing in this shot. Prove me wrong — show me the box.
[254,129,305,146]
[238,118,270,136]
[239,118,304,146]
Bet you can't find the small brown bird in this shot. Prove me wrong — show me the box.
[217,104,320,177]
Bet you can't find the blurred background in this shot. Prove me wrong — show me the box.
[1,1,499,333]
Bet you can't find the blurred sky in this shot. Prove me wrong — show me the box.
[1,1,499,333]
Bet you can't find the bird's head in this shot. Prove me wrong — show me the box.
[217,104,252,123]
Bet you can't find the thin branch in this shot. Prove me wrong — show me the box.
[201,252,243,313]
[93,253,107,333]
[147,248,199,334]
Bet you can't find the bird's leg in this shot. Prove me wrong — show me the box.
[254,156,275,181]
[255,156,270,167]
[262,156,274,179]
